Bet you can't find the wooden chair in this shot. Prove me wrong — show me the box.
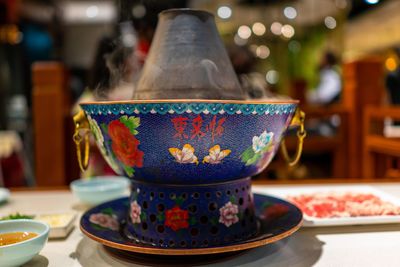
[32,62,79,186]
[277,57,385,179]
[363,106,400,178]
[283,105,349,178]
[342,57,386,178]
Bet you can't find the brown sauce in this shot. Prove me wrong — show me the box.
[0,232,38,246]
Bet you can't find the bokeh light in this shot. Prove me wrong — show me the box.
[284,6,297,19]
[281,24,295,38]
[86,5,98,18]
[217,6,232,19]
[256,45,270,59]
[252,22,266,36]
[237,25,252,39]
[234,34,248,46]
[270,22,283,35]
[365,0,380,4]
[324,16,337,29]
[266,70,279,84]
[288,40,301,53]
[132,4,146,19]
[385,57,397,71]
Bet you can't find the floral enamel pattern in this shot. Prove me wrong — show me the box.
[252,131,274,153]
[89,209,119,231]
[106,115,144,177]
[130,191,194,232]
[87,115,120,172]
[169,144,198,164]
[83,103,297,116]
[128,185,252,235]
[87,115,104,144]
[203,145,231,164]
[240,131,274,166]
[165,206,189,231]
[130,201,141,224]
[219,201,239,227]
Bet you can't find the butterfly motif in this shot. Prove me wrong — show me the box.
[203,145,231,164]
[169,144,198,164]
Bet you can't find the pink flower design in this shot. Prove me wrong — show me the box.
[89,213,119,231]
[130,200,141,224]
[219,201,239,227]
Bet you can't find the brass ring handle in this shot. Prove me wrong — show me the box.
[280,109,306,167]
[73,110,90,172]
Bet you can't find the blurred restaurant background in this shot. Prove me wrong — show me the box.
[1,0,400,187]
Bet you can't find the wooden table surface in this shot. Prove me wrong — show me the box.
[2,182,400,267]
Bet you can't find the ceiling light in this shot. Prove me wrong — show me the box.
[86,5,98,18]
[365,0,379,4]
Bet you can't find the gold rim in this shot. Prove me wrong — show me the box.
[80,99,299,105]
[80,219,302,255]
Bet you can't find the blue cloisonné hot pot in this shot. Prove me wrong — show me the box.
[74,99,301,184]
[73,8,306,251]
[73,99,305,249]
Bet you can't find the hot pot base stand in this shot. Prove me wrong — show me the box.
[126,177,257,249]
[80,178,303,256]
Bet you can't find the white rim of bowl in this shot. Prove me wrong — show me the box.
[70,177,130,192]
[0,219,50,248]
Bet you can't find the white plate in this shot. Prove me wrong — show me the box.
[253,185,400,227]
[0,188,10,203]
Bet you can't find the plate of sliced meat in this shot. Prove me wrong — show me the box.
[253,186,400,227]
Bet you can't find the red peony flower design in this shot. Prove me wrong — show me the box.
[108,120,144,167]
[164,206,189,231]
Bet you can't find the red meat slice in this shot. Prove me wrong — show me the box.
[287,192,400,218]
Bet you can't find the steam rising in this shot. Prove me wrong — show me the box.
[200,59,223,93]
[91,22,140,101]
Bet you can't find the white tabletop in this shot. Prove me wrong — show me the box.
[2,183,400,267]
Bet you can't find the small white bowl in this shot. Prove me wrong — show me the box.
[0,219,50,267]
[70,176,130,205]
[0,187,10,204]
